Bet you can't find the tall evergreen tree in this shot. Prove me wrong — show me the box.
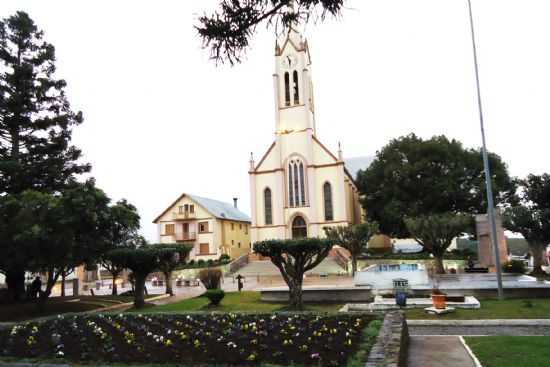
[0,11,90,300]
[0,11,90,194]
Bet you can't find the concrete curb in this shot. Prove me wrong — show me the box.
[407,319,550,326]
[89,293,170,313]
[459,336,483,367]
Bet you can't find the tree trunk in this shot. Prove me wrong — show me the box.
[61,272,66,297]
[351,254,358,277]
[434,255,445,274]
[112,275,118,296]
[163,271,173,296]
[5,270,26,302]
[530,245,546,276]
[134,274,146,309]
[288,275,304,310]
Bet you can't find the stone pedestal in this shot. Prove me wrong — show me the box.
[476,212,508,271]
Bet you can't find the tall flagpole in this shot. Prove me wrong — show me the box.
[466,0,504,299]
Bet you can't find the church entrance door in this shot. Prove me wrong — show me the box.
[291,216,307,238]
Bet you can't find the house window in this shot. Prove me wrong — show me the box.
[199,243,209,255]
[293,70,299,104]
[284,72,290,106]
[190,204,194,213]
[231,240,234,246]
[184,204,189,212]
[165,224,175,235]
[291,216,307,238]
[245,224,248,235]
[323,182,334,221]
[264,187,273,225]
[239,223,242,230]
[288,158,307,207]
[198,221,209,233]
[238,242,241,248]
[231,223,234,230]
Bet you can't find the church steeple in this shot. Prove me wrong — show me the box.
[273,26,316,135]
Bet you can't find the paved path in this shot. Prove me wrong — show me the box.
[407,336,476,367]
[409,324,550,336]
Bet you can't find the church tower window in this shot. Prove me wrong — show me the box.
[288,158,307,207]
[323,182,333,221]
[291,216,307,238]
[264,187,272,225]
[284,72,291,106]
[292,70,299,104]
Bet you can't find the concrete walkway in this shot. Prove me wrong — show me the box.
[407,336,476,367]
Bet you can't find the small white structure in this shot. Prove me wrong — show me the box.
[354,263,429,290]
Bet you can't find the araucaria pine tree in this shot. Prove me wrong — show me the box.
[0,12,90,300]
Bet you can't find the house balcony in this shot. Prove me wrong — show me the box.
[172,211,196,220]
[175,232,196,242]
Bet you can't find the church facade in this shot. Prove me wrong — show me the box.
[249,27,362,243]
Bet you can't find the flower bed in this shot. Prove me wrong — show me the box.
[0,313,381,366]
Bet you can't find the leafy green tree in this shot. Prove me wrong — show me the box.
[504,174,550,276]
[99,200,142,295]
[254,238,335,309]
[324,222,378,276]
[357,134,515,237]
[155,243,192,296]
[197,0,345,64]
[104,245,180,308]
[404,213,473,274]
[0,11,90,299]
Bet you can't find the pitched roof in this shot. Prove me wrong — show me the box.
[188,194,251,222]
[344,156,374,180]
[152,193,251,223]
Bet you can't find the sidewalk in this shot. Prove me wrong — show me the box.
[407,336,477,367]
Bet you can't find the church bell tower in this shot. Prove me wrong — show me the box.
[273,26,316,135]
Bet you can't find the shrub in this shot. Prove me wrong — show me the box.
[188,259,195,266]
[204,289,225,306]
[219,254,231,262]
[197,259,205,266]
[207,259,214,266]
[198,268,222,289]
[502,260,526,274]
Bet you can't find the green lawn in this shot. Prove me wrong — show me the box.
[0,295,139,322]
[132,291,344,313]
[465,336,550,367]
[406,298,550,319]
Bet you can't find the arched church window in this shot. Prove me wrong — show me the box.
[323,182,333,221]
[293,70,299,105]
[292,216,307,238]
[288,158,307,207]
[264,188,272,225]
[284,72,291,106]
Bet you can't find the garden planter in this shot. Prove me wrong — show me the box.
[431,294,446,309]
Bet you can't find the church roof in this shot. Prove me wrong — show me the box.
[344,156,374,179]
[152,193,251,223]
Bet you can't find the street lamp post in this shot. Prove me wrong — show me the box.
[466,0,504,299]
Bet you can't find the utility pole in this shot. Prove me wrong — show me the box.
[466,0,504,299]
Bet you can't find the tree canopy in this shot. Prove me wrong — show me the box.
[0,11,89,195]
[196,0,345,64]
[405,213,473,274]
[503,174,550,275]
[357,134,515,237]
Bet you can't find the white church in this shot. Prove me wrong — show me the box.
[249,27,370,243]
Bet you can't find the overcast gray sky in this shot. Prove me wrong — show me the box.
[1,0,548,241]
